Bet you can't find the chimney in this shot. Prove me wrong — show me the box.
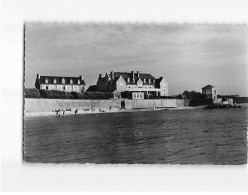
[106,73,110,81]
[99,74,102,78]
[137,71,139,78]
[111,71,114,79]
[79,75,84,80]
[37,74,40,79]
[131,71,135,83]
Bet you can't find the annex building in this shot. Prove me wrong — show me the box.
[35,74,86,93]
[202,85,217,99]
[95,71,168,99]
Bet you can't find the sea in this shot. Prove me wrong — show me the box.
[24,105,248,164]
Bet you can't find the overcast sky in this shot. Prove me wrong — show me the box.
[25,23,248,96]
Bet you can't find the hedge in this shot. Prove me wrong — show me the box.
[24,88,113,99]
[39,90,73,99]
[24,88,41,98]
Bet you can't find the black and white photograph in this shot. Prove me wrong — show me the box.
[2,0,248,192]
[24,23,247,164]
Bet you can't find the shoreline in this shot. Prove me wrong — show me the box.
[24,106,202,117]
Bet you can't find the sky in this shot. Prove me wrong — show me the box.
[25,23,248,96]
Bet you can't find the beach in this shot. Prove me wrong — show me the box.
[24,106,200,117]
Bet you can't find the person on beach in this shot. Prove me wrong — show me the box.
[75,109,78,115]
[55,109,60,116]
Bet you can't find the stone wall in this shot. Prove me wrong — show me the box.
[25,98,187,113]
[25,98,122,113]
[213,98,222,103]
[124,99,178,109]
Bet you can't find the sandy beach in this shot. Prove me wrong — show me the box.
[24,106,200,117]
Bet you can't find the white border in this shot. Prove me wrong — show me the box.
[1,0,248,192]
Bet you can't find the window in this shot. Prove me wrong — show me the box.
[45,79,48,84]
[78,80,80,84]
[54,79,56,84]
[143,79,146,83]
[153,80,155,83]
[63,86,65,90]
[70,79,73,84]
[148,79,151,83]
[127,78,130,82]
[46,85,48,90]
[62,78,65,84]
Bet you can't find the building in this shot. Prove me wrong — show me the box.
[202,85,217,99]
[96,71,168,99]
[35,74,86,93]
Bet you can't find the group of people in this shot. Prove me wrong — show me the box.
[53,106,113,116]
[54,108,78,116]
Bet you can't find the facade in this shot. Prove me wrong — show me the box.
[202,85,217,99]
[35,74,86,93]
[96,71,168,99]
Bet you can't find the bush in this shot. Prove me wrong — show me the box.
[39,90,73,99]
[84,92,114,99]
[24,88,41,98]
[24,88,114,99]
[182,90,207,100]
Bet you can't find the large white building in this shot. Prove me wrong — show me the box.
[96,71,168,99]
[35,74,86,93]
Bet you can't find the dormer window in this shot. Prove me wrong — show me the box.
[45,78,48,84]
[53,79,56,84]
[148,79,151,83]
[62,78,65,84]
[143,79,146,83]
[78,80,80,84]
[127,78,130,82]
[70,79,73,84]
[153,79,155,83]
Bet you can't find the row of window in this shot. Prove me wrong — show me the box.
[204,89,217,95]
[45,78,81,85]
[132,92,144,99]
[126,78,155,83]
[120,84,154,89]
[43,85,82,91]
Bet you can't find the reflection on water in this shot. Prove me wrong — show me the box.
[24,106,248,164]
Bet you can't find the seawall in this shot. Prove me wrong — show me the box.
[25,98,188,113]
[24,98,122,113]
[124,99,179,109]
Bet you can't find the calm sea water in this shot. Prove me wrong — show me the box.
[24,106,248,164]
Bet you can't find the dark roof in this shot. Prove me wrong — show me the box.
[114,72,156,80]
[86,85,97,92]
[155,77,163,88]
[38,76,85,85]
[112,72,156,85]
[202,85,215,89]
